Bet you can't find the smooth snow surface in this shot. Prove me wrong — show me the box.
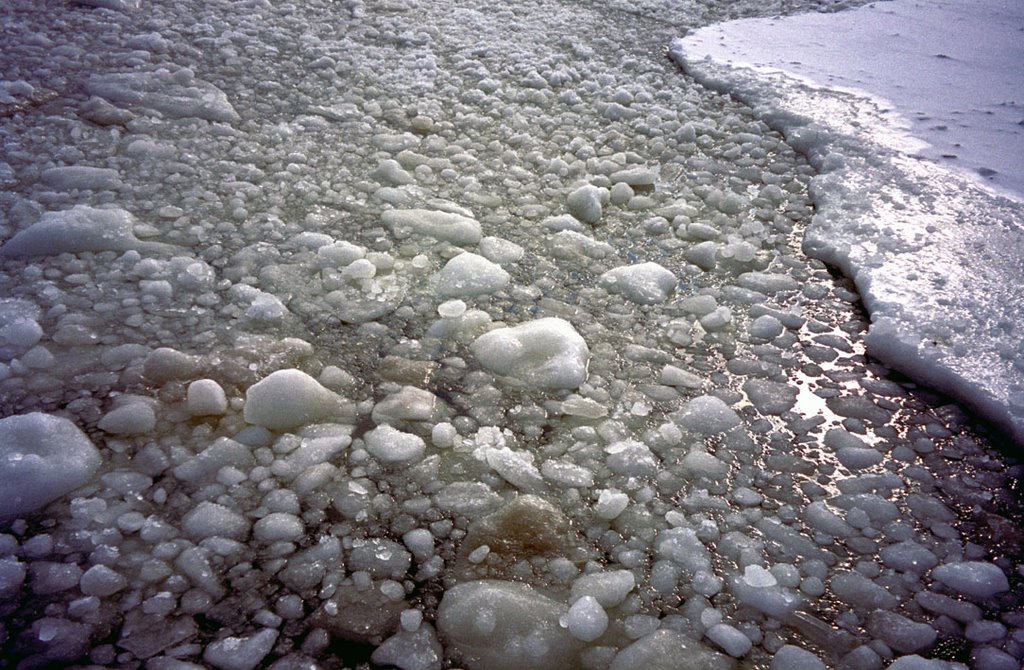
[680,0,1024,198]
[673,0,1024,444]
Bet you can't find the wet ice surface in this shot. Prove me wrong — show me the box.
[0,0,1023,669]
[673,0,1024,446]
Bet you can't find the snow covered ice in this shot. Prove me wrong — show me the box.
[672,0,1024,444]
[1,0,1024,668]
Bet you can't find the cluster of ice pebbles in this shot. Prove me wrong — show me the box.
[0,0,1021,669]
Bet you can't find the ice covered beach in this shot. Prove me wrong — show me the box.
[1,0,1023,669]
[672,0,1024,446]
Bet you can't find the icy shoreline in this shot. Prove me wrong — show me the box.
[671,0,1024,446]
[2,0,1023,668]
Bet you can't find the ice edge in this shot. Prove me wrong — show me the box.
[669,37,1024,448]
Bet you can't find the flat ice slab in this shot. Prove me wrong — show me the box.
[672,0,1024,445]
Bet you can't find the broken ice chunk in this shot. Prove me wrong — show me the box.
[98,396,157,435]
[40,166,122,191]
[830,570,898,610]
[437,580,582,670]
[609,630,733,670]
[183,501,250,541]
[372,158,415,185]
[372,386,443,425]
[742,379,797,415]
[435,252,510,298]
[656,527,712,575]
[705,622,752,658]
[1,206,171,257]
[770,645,826,670]
[748,314,784,340]
[382,208,482,245]
[349,538,412,579]
[931,561,1009,601]
[479,236,524,264]
[599,262,677,305]
[371,623,444,670]
[462,495,575,562]
[737,271,799,295]
[0,413,101,521]
[243,369,348,431]
[566,184,608,224]
[364,425,427,465]
[187,379,228,416]
[672,395,742,435]
[594,489,630,520]
[253,512,305,543]
[605,440,659,477]
[866,610,937,654]
[174,437,255,484]
[203,628,278,670]
[730,569,804,619]
[433,482,503,518]
[0,315,42,352]
[570,570,636,608]
[477,445,544,491]
[79,565,127,597]
[85,69,239,123]
[76,0,141,12]
[565,595,608,642]
[659,364,703,389]
[471,318,590,389]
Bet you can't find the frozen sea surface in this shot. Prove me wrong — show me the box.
[1,0,1023,668]
[673,0,1024,445]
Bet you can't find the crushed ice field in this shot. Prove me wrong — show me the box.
[0,0,1022,669]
